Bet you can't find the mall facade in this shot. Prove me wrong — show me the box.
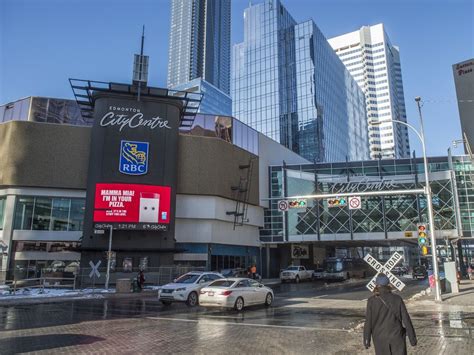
[0,91,308,282]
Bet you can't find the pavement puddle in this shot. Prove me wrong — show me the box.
[146,316,354,333]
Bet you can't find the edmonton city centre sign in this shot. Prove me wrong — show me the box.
[83,94,181,233]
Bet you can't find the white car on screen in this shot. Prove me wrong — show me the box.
[158,271,224,307]
[199,278,274,311]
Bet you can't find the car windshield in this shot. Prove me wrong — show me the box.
[287,266,299,271]
[208,280,235,288]
[175,274,200,284]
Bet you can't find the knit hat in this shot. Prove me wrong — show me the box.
[375,274,390,286]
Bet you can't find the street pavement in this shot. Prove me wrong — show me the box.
[0,277,471,354]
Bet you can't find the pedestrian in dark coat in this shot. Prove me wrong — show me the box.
[363,274,417,355]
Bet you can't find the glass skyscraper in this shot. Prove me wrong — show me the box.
[232,0,369,163]
[167,0,231,95]
[328,24,410,160]
[172,78,232,116]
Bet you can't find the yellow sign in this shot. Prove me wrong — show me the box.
[404,232,413,237]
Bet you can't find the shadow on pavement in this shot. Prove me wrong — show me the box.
[0,334,104,353]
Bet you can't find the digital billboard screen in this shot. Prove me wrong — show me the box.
[93,183,171,231]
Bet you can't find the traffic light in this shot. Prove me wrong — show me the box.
[417,223,428,247]
[328,197,347,207]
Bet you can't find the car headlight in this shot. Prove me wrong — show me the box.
[175,287,186,292]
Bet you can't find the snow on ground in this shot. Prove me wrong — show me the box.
[0,287,116,299]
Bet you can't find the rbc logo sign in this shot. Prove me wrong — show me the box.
[119,140,149,175]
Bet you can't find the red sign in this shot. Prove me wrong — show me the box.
[93,183,171,226]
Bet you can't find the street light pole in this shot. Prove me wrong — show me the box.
[415,96,441,302]
[368,99,442,301]
[105,225,113,290]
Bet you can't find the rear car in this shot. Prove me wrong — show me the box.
[158,271,224,306]
[199,278,274,311]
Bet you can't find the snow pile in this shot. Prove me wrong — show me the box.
[0,287,115,300]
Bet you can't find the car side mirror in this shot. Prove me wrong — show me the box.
[258,284,263,288]
[173,279,177,283]
[199,279,206,284]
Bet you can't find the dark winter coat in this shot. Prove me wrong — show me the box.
[363,287,417,355]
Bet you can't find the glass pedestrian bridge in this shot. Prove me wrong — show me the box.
[260,155,474,244]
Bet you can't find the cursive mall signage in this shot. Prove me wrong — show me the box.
[330,177,400,194]
[100,106,171,132]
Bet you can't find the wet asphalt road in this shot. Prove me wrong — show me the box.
[0,278,471,354]
[0,278,429,332]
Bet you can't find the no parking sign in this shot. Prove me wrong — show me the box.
[278,200,289,212]
[348,196,361,210]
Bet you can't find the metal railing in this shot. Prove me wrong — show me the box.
[1,266,209,291]
[4,277,76,294]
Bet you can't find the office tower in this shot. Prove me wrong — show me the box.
[167,0,231,95]
[452,58,474,153]
[328,24,410,159]
[172,78,232,116]
[232,0,369,162]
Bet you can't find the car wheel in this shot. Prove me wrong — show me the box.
[234,297,244,311]
[265,293,273,307]
[295,276,300,284]
[186,291,198,307]
[161,300,172,306]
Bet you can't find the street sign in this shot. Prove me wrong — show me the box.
[278,200,289,212]
[404,231,413,237]
[89,260,101,279]
[348,196,361,210]
[363,252,405,292]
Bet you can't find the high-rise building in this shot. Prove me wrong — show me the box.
[172,78,232,116]
[452,58,474,153]
[328,24,410,160]
[232,0,369,163]
[167,0,231,95]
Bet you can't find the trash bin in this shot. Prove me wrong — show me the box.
[131,279,139,293]
[116,278,131,293]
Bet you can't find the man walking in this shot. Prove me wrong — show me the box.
[363,274,417,354]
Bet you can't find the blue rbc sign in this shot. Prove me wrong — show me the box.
[119,140,149,175]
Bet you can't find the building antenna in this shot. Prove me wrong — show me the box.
[137,25,145,102]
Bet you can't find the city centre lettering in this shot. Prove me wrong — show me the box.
[331,177,398,194]
[100,112,172,132]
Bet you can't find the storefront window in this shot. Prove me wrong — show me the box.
[51,198,70,231]
[0,197,6,230]
[13,196,85,231]
[32,197,52,230]
[14,197,34,230]
[69,199,85,231]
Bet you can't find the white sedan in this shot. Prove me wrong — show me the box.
[158,271,224,306]
[199,278,274,311]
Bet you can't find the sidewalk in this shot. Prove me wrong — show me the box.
[408,279,474,311]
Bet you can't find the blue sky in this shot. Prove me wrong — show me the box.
[1,0,473,157]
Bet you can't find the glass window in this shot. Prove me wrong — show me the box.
[32,197,52,230]
[14,197,85,231]
[69,199,85,231]
[51,198,70,231]
[0,197,6,230]
[236,280,250,288]
[14,197,34,230]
